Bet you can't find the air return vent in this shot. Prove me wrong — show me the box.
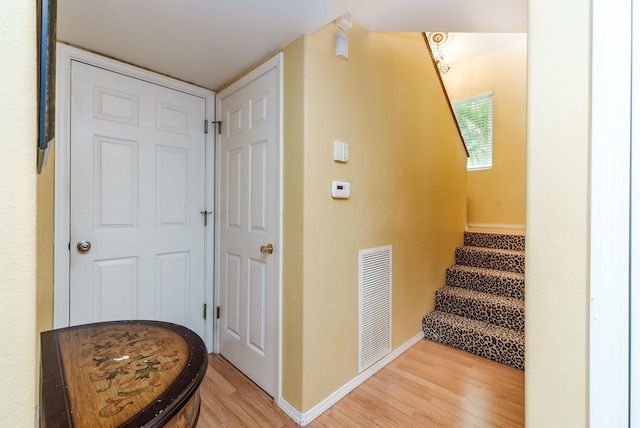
[358,245,392,373]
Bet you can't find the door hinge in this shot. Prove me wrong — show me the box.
[216,306,220,319]
[204,119,209,134]
[212,121,222,135]
[203,303,207,320]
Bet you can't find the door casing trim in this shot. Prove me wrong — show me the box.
[53,43,216,351]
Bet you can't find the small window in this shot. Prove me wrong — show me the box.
[452,93,493,170]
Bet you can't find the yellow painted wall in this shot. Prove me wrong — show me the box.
[443,40,527,228]
[280,24,468,411]
[36,146,55,400]
[37,150,55,337]
[0,0,38,425]
[526,0,590,425]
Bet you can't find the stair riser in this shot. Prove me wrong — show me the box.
[455,248,525,274]
[422,315,524,370]
[446,267,524,299]
[435,290,524,332]
[464,232,525,251]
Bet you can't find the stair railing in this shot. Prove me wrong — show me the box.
[421,32,469,157]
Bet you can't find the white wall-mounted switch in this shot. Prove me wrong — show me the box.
[334,141,349,162]
[331,181,350,199]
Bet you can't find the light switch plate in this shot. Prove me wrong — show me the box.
[334,141,348,162]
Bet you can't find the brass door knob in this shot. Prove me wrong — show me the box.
[260,243,274,255]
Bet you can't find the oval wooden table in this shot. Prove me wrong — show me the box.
[40,320,208,427]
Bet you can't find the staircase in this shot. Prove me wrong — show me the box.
[422,231,525,370]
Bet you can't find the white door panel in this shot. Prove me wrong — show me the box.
[218,56,280,396]
[70,61,207,339]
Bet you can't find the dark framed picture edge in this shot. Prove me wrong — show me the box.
[37,0,57,173]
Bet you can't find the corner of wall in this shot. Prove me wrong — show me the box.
[296,22,467,411]
[280,34,307,410]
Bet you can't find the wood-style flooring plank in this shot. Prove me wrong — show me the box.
[196,339,524,427]
[197,355,297,428]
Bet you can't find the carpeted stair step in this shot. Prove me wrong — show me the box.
[435,286,524,332]
[422,311,524,370]
[455,246,525,274]
[446,265,525,300]
[464,232,525,251]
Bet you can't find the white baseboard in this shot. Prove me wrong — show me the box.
[466,223,525,235]
[277,332,424,426]
[277,397,304,426]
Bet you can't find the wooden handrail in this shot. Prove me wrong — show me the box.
[422,32,469,157]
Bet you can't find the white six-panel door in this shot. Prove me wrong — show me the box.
[217,55,281,396]
[69,60,208,340]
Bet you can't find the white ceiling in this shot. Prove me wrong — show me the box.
[57,0,527,90]
[445,33,527,65]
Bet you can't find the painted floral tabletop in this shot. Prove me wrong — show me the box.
[40,320,207,427]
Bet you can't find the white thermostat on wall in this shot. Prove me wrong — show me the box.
[331,181,350,199]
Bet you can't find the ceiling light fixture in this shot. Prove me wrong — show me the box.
[427,32,451,74]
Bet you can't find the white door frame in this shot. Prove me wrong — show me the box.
[632,54,640,427]
[53,44,216,351]
[213,53,283,400]
[589,0,633,424]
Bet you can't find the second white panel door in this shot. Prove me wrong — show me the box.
[218,56,280,396]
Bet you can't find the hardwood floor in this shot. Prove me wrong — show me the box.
[196,339,524,427]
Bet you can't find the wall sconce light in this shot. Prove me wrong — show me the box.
[336,32,348,60]
[334,11,351,61]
